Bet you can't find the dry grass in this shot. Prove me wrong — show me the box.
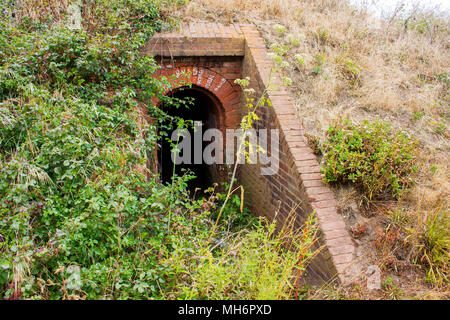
[169,0,448,150]
[166,0,450,298]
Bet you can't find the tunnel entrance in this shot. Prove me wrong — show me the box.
[158,87,222,193]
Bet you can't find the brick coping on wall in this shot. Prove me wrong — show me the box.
[144,22,357,285]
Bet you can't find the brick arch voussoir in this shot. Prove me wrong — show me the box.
[161,67,239,105]
[152,66,242,129]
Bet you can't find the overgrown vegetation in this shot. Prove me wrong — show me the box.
[163,207,318,300]
[320,120,419,202]
[0,0,170,299]
[406,203,449,286]
[0,0,317,300]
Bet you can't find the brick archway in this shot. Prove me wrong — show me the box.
[153,66,242,130]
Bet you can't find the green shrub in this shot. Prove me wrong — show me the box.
[321,120,418,201]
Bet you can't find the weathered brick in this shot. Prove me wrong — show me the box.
[333,253,354,266]
[307,192,334,202]
[305,186,330,195]
[303,179,326,188]
[300,173,323,180]
[326,236,353,248]
[320,219,346,232]
[311,198,337,209]
[328,245,355,256]
[298,165,322,174]
[322,229,350,241]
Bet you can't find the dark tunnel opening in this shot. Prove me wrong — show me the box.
[158,87,221,194]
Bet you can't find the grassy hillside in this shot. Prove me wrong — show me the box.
[167,0,449,299]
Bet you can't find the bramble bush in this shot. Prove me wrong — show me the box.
[320,120,419,201]
[0,0,173,299]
